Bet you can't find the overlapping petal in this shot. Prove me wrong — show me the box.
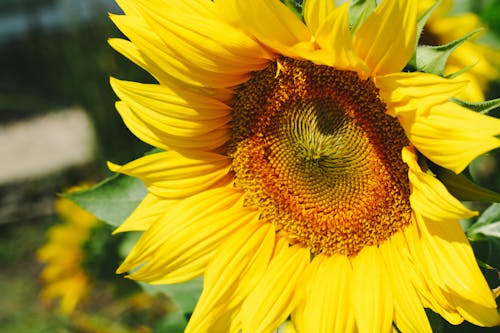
[240,245,309,333]
[354,0,417,76]
[113,193,176,233]
[405,224,466,325]
[404,214,500,326]
[111,14,253,89]
[377,72,467,115]
[225,0,315,57]
[351,246,393,333]
[380,233,433,333]
[416,214,498,309]
[402,146,476,221]
[127,207,259,284]
[307,3,368,74]
[116,187,251,283]
[397,102,500,173]
[293,254,356,333]
[186,222,276,333]
[108,38,165,83]
[303,0,336,36]
[108,150,233,199]
[133,0,272,72]
[111,78,231,121]
[114,101,229,151]
[111,78,231,146]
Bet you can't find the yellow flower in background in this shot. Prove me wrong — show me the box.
[419,0,500,101]
[37,185,98,315]
[108,0,500,332]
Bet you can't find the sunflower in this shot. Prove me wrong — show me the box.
[418,0,500,102]
[37,186,98,315]
[108,0,500,331]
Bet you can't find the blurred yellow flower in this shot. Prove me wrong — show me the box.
[419,0,500,101]
[108,0,500,331]
[37,185,98,315]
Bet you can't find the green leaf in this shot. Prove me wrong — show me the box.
[119,231,142,258]
[413,29,481,76]
[468,203,500,241]
[468,204,500,273]
[476,203,500,225]
[483,237,500,272]
[444,62,477,80]
[407,0,442,72]
[451,97,500,115]
[433,166,500,202]
[484,237,500,271]
[416,0,442,40]
[139,277,203,314]
[349,0,377,33]
[64,173,147,227]
[472,222,500,239]
[153,310,187,333]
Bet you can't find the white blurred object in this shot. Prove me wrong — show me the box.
[0,107,96,184]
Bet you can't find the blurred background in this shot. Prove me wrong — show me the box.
[0,0,499,332]
[0,0,160,332]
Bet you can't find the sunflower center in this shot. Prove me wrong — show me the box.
[227,57,412,257]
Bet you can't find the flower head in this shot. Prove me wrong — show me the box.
[419,0,500,101]
[37,186,98,315]
[109,0,500,331]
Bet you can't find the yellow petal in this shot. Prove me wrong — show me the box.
[428,12,481,44]
[453,296,500,327]
[376,72,467,116]
[125,100,229,137]
[354,0,417,76]
[110,78,231,121]
[131,0,270,80]
[405,215,496,325]
[303,0,336,35]
[119,187,244,267]
[108,38,163,83]
[114,101,229,151]
[380,233,433,333]
[110,14,249,88]
[135,0,216,19]
[115,0,142,17]
[280,321,297,333]
[133,208,259,284]
[108,39,233,102]
[414,212,498,310]
[113,193,175,233]
[403,222,465,325]
[108,150,232,199]
[116,93,229,138]
[351,246,393,333]
[402,146,476,221]
[230,0,313,55]
[117,188,255,283]
[41,272,89,315]
[240,245,310,333]
[293,254,356,333]
[446,65,485,102]
[397,102,500,173]
[309,3,368,73]
[186,222,276,333]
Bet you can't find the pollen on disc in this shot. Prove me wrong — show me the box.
[228,57,413,257]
